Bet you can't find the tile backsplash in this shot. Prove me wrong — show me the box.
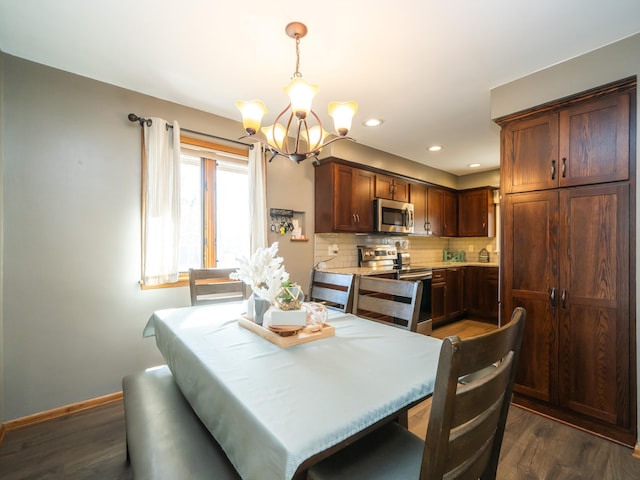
[314,234,498,267]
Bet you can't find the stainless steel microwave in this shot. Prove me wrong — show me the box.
[374,198,414,234]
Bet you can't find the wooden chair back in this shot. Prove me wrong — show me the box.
[307,270,355,313]
[421,307,527,480]
[353,276,423,332]
[188,268,245,306]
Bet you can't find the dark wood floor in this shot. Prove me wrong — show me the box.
[2,398,639,480]
[1,320,639,479]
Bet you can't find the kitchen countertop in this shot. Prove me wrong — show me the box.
[318,262,499,276]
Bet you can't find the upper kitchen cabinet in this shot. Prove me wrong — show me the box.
[458,187,495,237]
[442,190,458,237]
[410,183,442,236]
[500,89,631,194]
[410,183,457,237]
[375,173,409,202]
[315,161,375,233]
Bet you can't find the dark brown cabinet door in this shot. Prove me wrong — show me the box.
[333,164,357,231]
[375,174,409,202]
[352,168,375,231]
[501,113,559,194]
[431,269,446,326]
[409,182,428,234]
[485,267,499,320]
[427,188,444,236]
[557,184,630,427]
[458,188,494,237]
[502,191,559,403]
[464,266,498,321]
[443,190,458,236]
[559,93,630,187]
[445,268,464,320]
[464,266,482,317]
[374,174,394,200]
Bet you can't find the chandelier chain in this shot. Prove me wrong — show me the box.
[293,36,302,78]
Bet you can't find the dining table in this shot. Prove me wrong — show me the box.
[143,302,443,480]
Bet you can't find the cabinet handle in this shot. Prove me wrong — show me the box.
[352,213,357,224]
[561,157,567,178]
[551,159,556,180]
[550,287,556,308]
[356,214,360,224]
[561,289,567,308]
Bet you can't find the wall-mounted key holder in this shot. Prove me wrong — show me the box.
[269,208,308,240]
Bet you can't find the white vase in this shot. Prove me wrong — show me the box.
[248,293,270,326]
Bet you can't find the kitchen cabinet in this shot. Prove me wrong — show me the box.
[458,188,495,237]
[375,174,409,202]
[443,190,458,236]
[432,268,464,327]
[409,183,444,236]
[431,269,446,326]
[445,267,464,320]
[502,185,632,443]
[409,183,457,237]
[501,91,630,194]
[498,79,636,446]
[464,266,498,321]
[314,162,375,233]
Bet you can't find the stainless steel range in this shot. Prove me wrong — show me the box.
[358,245,433,334]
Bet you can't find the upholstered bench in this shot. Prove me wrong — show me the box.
[122,365,241,480]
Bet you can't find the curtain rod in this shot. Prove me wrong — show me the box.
[127,113,253,149]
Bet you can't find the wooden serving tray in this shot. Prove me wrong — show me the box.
[238,316,335,348]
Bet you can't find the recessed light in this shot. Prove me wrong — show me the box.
[468,163,481,168]
[363,118,383,127]
[428,145,443,152]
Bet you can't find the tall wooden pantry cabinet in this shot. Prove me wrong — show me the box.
[497,78,636,446]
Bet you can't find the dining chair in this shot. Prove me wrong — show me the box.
[352,276,423,332]
[188,268,245,305]
[307,270,355,313]
[307,307,527,480]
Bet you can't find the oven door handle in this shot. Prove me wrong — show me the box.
[397,272,433,280]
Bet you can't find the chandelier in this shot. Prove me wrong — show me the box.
[236,22,357,164]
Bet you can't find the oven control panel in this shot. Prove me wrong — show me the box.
[358,245,397,268]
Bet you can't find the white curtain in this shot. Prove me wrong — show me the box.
[142,118,181,285]
[248,142,268,251]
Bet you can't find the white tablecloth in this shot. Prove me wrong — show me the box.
[144,304,442,480]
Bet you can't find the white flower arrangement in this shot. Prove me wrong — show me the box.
[230,242,289,303]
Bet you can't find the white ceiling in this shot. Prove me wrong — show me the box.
[1,1,639,175]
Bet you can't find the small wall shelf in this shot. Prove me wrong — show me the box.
[269,207,307,240]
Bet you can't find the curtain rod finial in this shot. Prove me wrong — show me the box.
[128,113,151,127]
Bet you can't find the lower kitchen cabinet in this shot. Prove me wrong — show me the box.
[502,183,635,446]
[464,266,498,321]
[432,268,464,327]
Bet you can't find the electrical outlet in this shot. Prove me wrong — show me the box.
[328,244,339,255]
[468,245,474,252]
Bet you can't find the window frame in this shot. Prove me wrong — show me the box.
[141,135,249,290]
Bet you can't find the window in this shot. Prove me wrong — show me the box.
[148,136,250,288]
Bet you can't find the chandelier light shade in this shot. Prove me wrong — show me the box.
[236,22,357,164]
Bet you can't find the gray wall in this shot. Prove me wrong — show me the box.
[490,32,640,446]
[0,53,320,421]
